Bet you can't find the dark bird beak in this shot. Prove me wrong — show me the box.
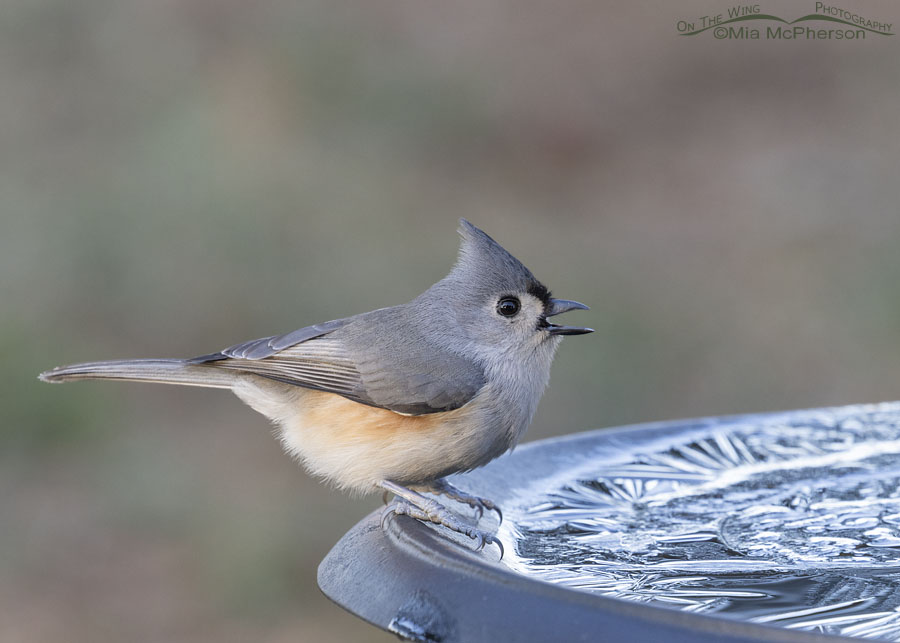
[545,299,594,336]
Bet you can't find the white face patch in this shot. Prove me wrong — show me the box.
[472,291,553,355]
[499,291,544,327]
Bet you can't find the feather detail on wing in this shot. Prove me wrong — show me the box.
[210,338,374,405]
[186,318,373,404]
[189,318,350,362]
[187,313,486,415]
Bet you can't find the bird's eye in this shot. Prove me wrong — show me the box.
[497,297,520,317]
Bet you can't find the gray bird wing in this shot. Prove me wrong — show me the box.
[189,313,486,415]
[350,344,485,414]
[190,318,352,362]
[336,306,487,414]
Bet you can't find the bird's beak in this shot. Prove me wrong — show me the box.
[545,299,594,336]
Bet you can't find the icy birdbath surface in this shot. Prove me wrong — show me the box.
[319,404,900,643]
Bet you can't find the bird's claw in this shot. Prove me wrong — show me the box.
[381,496,503,559]
[468,499,502,524]
[483,502,502,524]
[470,530,504,559]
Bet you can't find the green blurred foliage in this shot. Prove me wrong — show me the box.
[3,0,900,641]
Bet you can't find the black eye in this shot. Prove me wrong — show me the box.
[497,297,520,317]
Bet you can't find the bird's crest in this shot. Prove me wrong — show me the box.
[452,219,549,302]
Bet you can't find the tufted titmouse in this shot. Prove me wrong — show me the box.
[40,220,592,552]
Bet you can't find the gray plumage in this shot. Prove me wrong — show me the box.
[39,219,592,546]
[45,220,552,415]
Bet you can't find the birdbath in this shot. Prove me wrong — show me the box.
[318,403,900,643]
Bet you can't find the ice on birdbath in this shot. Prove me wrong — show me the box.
[499,404,900,641]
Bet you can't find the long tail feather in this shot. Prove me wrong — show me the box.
[39,359,236,389]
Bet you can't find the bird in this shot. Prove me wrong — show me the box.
[39,219,592,553]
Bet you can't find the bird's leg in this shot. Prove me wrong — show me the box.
[411,479,502,523]
[379,480,503,557]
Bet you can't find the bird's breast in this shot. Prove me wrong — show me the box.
[232,378,519,495]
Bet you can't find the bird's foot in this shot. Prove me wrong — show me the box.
[381,499,504,558]
[413,480,502,523]
[379,480,504,558]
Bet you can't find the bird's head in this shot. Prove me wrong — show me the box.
[423,219,593,359]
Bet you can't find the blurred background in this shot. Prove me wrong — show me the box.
[3,0,900,640]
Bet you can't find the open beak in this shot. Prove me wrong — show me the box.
[545,298,594,336]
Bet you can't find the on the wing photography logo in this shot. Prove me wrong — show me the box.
[677,3,894,39]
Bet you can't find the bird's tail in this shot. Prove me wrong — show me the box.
[39,359,236,389]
